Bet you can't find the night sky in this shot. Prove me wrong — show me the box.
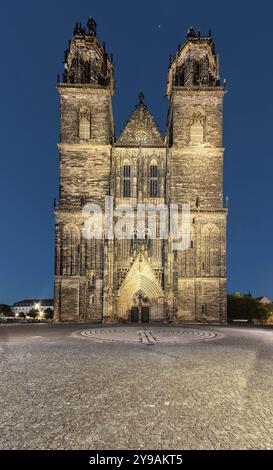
[1,0,272,304]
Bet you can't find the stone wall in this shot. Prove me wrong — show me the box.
[54,30,228,324]
[170,90,225,209]
[176,278,227,322]
[59,86,113,145]
[54,85,113,322]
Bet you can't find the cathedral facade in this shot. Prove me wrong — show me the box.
[54,18,227,323]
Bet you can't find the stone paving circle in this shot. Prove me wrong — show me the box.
[77,326,223,344]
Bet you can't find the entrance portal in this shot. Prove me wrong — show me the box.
[131,307,139,323]
[117,253,164,322]
[130,306,150,323]
[141,306,149,323]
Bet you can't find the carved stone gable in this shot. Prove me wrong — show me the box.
[116,95,164,147]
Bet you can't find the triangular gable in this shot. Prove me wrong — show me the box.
[116,97,164,147]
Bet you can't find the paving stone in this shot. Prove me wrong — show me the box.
[0,324,273,449]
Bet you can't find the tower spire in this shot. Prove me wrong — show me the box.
[60,17,114,89]
[138,91,144,105]
[87,17,97,36]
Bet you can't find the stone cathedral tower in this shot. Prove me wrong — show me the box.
[54,20,227,323]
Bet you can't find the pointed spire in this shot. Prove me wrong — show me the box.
[73,21,85,36]
[62,17,114,87]
[138,91,144,105]
[73,22,78,36]
[216,53,220,80]
[87,17,97,36]
[187,26,196,38]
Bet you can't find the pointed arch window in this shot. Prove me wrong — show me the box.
[201,224,221,276]
[190,111,205,144]
[123,163,131,197]
[79,108,91,140]
[62,224,81,276]
[149,161,159,197]
[190,120,204,144]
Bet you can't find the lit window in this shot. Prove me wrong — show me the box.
[123,164,131,197]
[149,164,159,197]
[150,165,158,178]
[79,116,90,140]
[190,121,204,143]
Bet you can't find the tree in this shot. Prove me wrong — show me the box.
[0,304,11,316]
[227,294,270,323]
[263,303,273,323]
[44,308,53,320]
[28,309,39,319]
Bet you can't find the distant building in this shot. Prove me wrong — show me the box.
[256,296,272,304]
[11,299,54,316]
[233,293,272,304]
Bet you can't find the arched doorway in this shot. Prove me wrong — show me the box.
[117,253,164,322]
[130,291,150,323]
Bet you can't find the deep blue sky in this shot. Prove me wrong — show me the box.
[0,0,272,304]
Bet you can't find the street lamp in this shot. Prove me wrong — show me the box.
[34,302,44,321]
[38,310,44,320]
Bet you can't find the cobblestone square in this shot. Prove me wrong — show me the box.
[0,324,273,449]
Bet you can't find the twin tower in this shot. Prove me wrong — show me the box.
[54,18,227,323]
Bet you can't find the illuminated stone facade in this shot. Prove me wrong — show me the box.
[54,19,227,323]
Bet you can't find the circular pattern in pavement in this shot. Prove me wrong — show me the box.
[77,327,223,344]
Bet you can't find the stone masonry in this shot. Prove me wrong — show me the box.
[54,20,227,323]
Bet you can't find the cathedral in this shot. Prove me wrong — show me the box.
[54,18,227,323]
